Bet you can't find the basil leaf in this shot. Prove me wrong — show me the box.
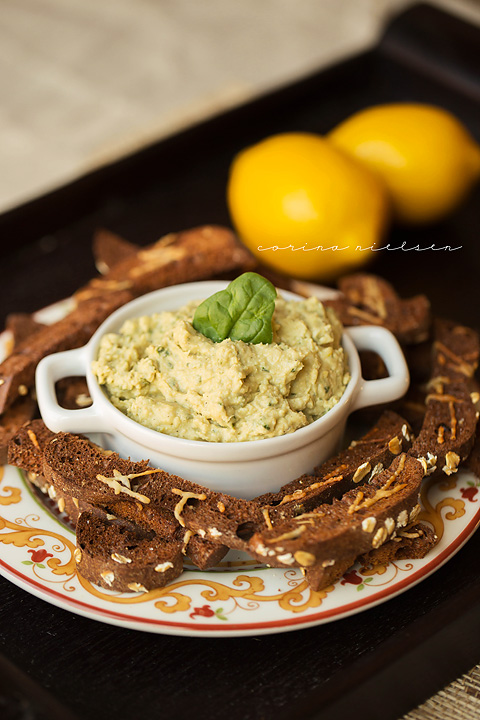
[193,272,277,344]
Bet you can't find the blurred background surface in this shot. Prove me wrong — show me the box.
[2,0,480,214]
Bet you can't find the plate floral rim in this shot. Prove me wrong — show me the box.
[1,464,479,637]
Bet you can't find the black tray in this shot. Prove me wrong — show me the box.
[1,4,480,720]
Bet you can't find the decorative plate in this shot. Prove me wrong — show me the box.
[1,463,479,637]
[0,296,479,637]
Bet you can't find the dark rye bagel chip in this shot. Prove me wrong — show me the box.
[0,290,134,414]
[76,225,255,303]
[248,453,426,570]
[305,522,437,591]
[255,410,413,526]
[324,273,431,345]
[75,512,184,593]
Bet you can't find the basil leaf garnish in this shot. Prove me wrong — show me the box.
[192,272,277,344]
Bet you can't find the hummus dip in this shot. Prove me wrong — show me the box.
[92,296,350,442]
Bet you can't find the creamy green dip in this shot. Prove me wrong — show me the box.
[92,296,350,442]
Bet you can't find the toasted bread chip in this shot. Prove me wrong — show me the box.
[0,395,37,464]
[0,313,45,461]
[0,290,133,414]
[410,320,479,471]
[7,419,55,474]
[55,377,91,410]
[76,225,254,302]
[92,228,138,274]
[255,411,413,525]
[5,313,45,349]
[324,273,431,344]
[248,454,425,568]
[76,512,183,592]
[305,522,437,591]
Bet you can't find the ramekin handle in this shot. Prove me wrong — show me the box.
[347,326,409,412]
[36,346,107,434]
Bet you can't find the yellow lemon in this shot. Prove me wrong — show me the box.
[328,103,480,224]
[227,132,389,281]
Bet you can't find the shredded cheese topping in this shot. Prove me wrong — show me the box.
[182,529,194,554]
[434,341,476,378]
[348,455,407,515]
[96,467,164,503]
[171,488,206,527]
[27,430,40,449]
[347,307,383,324]
[262,507,273,530]
[266,525,307,544]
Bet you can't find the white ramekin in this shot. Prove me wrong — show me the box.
[36,281,409,499]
